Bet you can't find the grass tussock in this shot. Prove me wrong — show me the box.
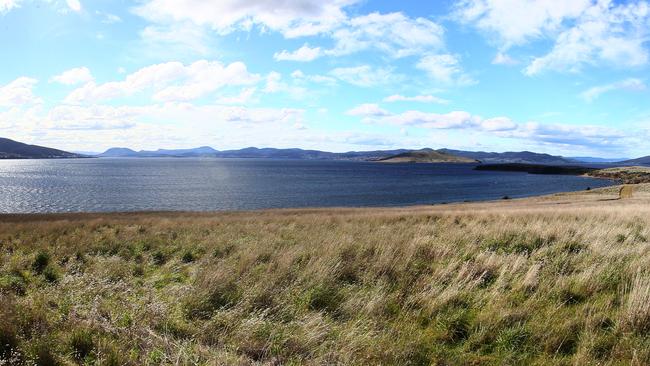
[2,188,650,364]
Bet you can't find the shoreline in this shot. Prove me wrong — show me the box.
[0,183,628,222]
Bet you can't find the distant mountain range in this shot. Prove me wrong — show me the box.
[97,146,582,164]
[1,136,648,165]
[619,156,650,165]
[98,146,414,161]
[568,157,629,163]
[439,149,575,165]
[0,137,86,159]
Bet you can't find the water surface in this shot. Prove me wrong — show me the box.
[0,158,614,213]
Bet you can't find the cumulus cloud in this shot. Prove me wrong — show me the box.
[330,65,402,87]
[580,78,646,102]
[64,60,260,104]
[346,103,390,117]
[66,0,81,12]
[383,94,449,104]
[456,0,650,75]
[0,77,41,107]
[327,12,444,58]
[274,44,322,62]
[133,0,359,38]
[217,87,258,105]
[271,11,445,62]
[1,101,312,152]
[291,70,337,85]
[0,0,21,14]
[491,52,518,65]
[140,24,212,56]
[346,103,630,150]
[509,122,628,149]
[455,0,591,48]
[416,54,475,85]
[524,1,650,75]
[51,67,94,85]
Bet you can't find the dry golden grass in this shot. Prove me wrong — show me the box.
[2,185,650,365]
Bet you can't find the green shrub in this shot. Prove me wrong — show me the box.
[484,233,552,255]
[0,320,19,361]
[181,250,195,263]
[183,281,240,320]
[132,264,144,277]
[32,251,50,274]
[42,266,59,284]
[30,339,59,366]
[436,310,472,344]
[152,250,167,266]
[495,325,529,352]
[307,284,344,315]
[69,329,94,360]
[213,244,234,259]
[0,271,27,295]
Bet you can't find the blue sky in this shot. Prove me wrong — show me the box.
[1,0,649,157]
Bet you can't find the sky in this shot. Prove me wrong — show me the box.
[0,0,649,157]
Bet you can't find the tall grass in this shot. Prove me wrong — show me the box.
[2,188,650,364]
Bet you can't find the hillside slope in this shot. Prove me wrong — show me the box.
[621,156,650,165]
[0,137,84,159]
[377,149,478,163]
[439,149,574,164]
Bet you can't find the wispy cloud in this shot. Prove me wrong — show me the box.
[580,78,646,102]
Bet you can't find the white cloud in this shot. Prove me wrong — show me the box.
[217,87,258,105]
[381,110,483,130]
[346,103,390,117]
[327,12,445,58]
[261,71,309,99]
[509,122,628,149]
[383,94,449,104]
[99,12,121,24]
[491,52,518,65]
[64,60,260,104]
[271,11,445,61]
[140,24,212,56]
[1,101,313,152]
[416,54,475,85]
[47,105,137,130]
[481,117,518,132]
[291,70,337,85]
[0,0,20,14]
[154,61,259,102]
[347,104,629,150]
[330,65,402,87]
[524,1,650,75]
[580,78,646,102]
[274,44,322,62]
[133,0,359,38]
[66,0,81,12]
[456,0,650,75]
[0,77,41,107]
[455,0,591,48]
[51,67,94,85]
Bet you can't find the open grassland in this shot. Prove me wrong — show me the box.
[3,185,650,365]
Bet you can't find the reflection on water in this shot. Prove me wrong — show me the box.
[0,158,614,213]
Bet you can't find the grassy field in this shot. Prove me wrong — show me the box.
[3,185,650,365]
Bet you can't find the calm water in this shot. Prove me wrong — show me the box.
[0,158,614,213]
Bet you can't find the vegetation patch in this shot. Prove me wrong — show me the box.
[2,198,650,364]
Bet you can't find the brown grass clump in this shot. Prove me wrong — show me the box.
[2,186,650,364]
